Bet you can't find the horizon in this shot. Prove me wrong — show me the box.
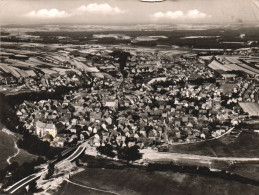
[0,0,259,26]
[2,23,259,32]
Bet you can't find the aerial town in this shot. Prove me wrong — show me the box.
[1,24,259,194]
[2,0,259,193]
[1,33,259,150]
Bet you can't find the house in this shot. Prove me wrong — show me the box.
[70,125,77,133]
[43,134,53,142]
[102,132,109,141]
[45,124,57,138]
[182,117,189,123]
[128,141,136,147]
[148,130,157,140]
[35,121,57,138]
[176,105,182,110]
[161,112,167,118]
[165,105,172,110]
[90,112,102,122]
[105,100,118,110]
[140,129,147,137]
[71,118,77,125]
[175,131,181,139]
[93,134,101,147]
[159,105,165,110]
[16,110,23,116]
[35,121,46,137]
[186,122,194,130]
[56,134,67,147]
[175,119,181,127]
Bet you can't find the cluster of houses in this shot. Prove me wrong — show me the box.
[14,46,253,150]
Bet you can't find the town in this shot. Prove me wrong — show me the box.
[1,35,259,153]
[1,25,259,194]
[2,0,259,193]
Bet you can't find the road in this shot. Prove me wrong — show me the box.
[141,148,259,163]
[4,145,86,194]
[4,173,42,194]
[64,179,118,195]
[64,146,86,162]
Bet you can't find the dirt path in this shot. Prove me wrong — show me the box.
[64,179,118,195]
[2,128,21,165]
[6,136,20,165]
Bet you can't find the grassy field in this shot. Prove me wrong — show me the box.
[53,155,259,195]
[56,180,112,195]
[0,127,37,170]
[0,131,16,169]
[11,149,38,165]
[169,131,259,157]
[230,163,259,181]
[219,83,237,93]
[56,166,259,195]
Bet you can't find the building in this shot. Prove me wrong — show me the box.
[35,120,57,138]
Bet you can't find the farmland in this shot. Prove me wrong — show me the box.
[56,157,259,195]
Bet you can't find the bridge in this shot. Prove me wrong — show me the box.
[4,145,86,194]
[64,146,86,162]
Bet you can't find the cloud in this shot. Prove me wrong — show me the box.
[24,3,125,21]
[187,9,208,19]
[77,3,125,15]
[153,11,184,20]
[151,9,210,21]
[26,9,70,18]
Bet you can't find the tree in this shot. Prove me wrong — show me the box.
[28,180,37,193]
[117,146,142,162]
[97,144,116,158]
[45,163,55,179]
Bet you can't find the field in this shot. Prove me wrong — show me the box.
[54,131,259,195]
[20,26,259,49]
[230,163,259,181]
[11,149,38,165]
[169,131,259,158]
[0,131,16,169]
[219,83,237,93]
[0,126,37,170]
[56,165,259,195]
[239,102,259,116]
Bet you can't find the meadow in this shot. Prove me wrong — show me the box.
[0,130,16,169]
[56,163,259,195]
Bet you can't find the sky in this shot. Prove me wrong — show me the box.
[0,0,259,25]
